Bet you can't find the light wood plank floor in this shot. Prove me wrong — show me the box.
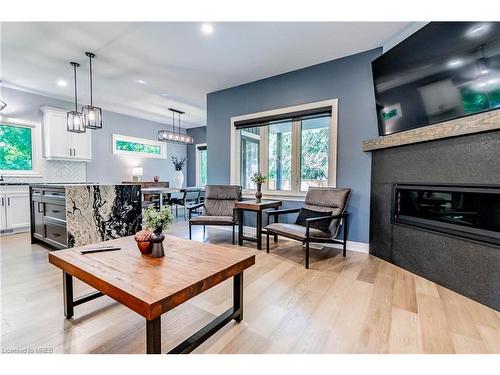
[1,223,499,354]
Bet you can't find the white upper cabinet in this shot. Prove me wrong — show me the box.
[41,106,92,162]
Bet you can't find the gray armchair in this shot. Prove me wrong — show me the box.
[187,185,242,244]
[265,187,351,269]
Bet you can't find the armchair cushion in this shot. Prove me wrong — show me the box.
[265,223,332,241]
[295,208,332,233]
[303,187,351,237]
[189,215,236,225]
[204,185,242,216]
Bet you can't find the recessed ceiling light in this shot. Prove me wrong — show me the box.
[56,79,67,87]
[201,23,214,35]
[446,59,463,69]
[465,23,492,38]
[135,79,147,84]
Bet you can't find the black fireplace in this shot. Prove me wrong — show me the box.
[392,184,500,246]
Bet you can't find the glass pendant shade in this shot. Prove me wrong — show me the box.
[0,99,6,111]
[67,62,86,133]
[67,111,85,133]
[82,52,103,130]
[82,105,102,129]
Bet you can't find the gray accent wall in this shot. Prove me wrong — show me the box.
[206,48,381,243]
[186,126,207,187]
[1,86,186,184]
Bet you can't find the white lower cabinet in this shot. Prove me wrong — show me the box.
[0,186,30,234]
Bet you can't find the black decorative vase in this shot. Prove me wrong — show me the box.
[255,183,262,203]
[150,228,165,258]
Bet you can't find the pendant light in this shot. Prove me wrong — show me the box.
[158,108,194,144]
[67,62,85,133]
[0,99,6,111]
[82,52,103,129]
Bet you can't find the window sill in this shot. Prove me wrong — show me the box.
[242,191,306,202]
[0,172,42,178]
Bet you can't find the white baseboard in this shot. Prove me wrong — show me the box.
[206,225,369,254]
[315,241,369,254]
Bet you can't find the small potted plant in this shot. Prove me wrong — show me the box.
[172,156,187,188]
[142,207,174,258]
[250,172,268,202]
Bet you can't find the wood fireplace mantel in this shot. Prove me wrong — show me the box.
[362,108,500,152]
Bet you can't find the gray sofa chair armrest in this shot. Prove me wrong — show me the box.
[305,212,349,238]
[187,202,205,220]
[267,208,301,224]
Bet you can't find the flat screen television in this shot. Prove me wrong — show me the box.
[372,22,500,136]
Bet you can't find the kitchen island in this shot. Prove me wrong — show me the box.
[30,184,142,249]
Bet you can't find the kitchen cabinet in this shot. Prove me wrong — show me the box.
[0,185,30,234]
[41,106,92,162]
[30,186,67,249]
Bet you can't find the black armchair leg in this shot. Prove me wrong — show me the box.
[232,225,235,245]
[266,231,270,253]
[189,223,192,240]
[343,214,349,257]
[305,241,310,269]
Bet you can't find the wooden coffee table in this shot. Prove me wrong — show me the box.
[48,235,255,354]
[235,200,282,250]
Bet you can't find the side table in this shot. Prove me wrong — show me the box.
[235,200,282,250]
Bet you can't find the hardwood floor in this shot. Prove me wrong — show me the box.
[1,222,499,354]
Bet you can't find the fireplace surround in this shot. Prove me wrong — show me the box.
[368,129,500,310]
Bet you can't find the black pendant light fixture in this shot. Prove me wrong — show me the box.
[158,108,194,144]
[67,62,85,133]
[82,52,103,130]
[0,99,6,111]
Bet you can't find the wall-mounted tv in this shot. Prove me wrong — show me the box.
[372,22,500,136]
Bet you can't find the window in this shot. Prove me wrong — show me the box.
[239,127,260,189]
[300,117,329,190]
[112,134,167,159]
[0,122,41,176]
[196,144,208,186]
[231,99,338,198]
[268,122,292,191]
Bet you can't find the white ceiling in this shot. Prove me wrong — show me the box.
[1,22,411,128]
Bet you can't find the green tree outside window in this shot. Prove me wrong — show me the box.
[0,124,33,171]
[115,140,161,155]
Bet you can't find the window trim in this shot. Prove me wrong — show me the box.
[0,120,42,177]
[195,143,207,187]
[112,134,167,159]
[230,99,338,200]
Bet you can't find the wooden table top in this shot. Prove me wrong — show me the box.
[48,235,255,320]
[235,199,282,211]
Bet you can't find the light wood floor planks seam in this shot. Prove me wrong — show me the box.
[0,222,498,354]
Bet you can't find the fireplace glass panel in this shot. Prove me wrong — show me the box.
[393,185,500,245]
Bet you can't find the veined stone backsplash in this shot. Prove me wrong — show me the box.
[2,160,87,184]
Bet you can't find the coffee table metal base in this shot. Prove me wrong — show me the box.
[62,271,244,354]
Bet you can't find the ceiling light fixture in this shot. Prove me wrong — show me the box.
[67,62,85,133]
[158,108,194,145]
[465,23,492,38]
[82,52,103,130]
[201,23,214,35]
[57,79,67,87]
[135,79,147,84]
[0,99,6,111]
[447,59,463,69]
